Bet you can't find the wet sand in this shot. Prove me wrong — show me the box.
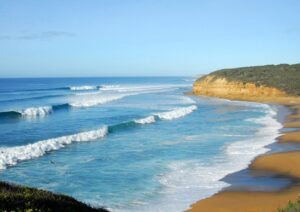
[188,97,300,212]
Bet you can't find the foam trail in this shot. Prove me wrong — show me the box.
[69,86,99,91]
[134,116,156,124]
[141,104,282,212]
[19,106,53,117]
[155,105,197,120]
[0,127,108,170]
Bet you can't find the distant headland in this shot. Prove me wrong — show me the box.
[193,63,300,103]
[190,63,300,211]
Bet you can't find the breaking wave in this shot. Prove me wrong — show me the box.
[0,104,71,119]
[19,106,53,117]
[134,116,156,124]
[0,127,108,170]
[155,105,197,120]
[68,85,100,91]
[0,106,53,118]
[132,105,197,125]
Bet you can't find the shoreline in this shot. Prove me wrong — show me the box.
[188,96,300,212]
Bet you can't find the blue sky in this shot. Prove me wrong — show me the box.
[0,0,299,77]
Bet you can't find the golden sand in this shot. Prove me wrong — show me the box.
[278,131,300,143]
[188,186,300,212]
[188,96,300,212]
[284,121,300,128]
[250,151,300,178]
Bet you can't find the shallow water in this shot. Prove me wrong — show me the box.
[0,77,282,211]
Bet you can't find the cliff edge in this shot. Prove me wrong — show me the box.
[193,64,300,100]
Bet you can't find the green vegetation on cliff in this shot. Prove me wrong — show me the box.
[0,181,108,212]
[196,63,300,96]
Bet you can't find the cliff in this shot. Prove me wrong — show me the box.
[193,64,300,99]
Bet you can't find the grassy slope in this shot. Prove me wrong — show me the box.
[196,63,300,96]
[0,181,109,212]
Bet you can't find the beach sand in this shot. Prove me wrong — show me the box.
[279,131,300,143]
[188,185,300,212]
[250,151,300,179]
[188,98,300,212]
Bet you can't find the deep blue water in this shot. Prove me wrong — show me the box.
[0,77,282,211]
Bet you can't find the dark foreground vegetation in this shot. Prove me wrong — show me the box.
[0,181,109,212]
[199,63,300,96]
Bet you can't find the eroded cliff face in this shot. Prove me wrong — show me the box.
[193,75,287,99]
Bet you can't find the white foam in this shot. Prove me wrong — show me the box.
[134,116,156,124]
[133,105,198,125]
[69,94,128,107]
[69,85,99,91]
[155,105,197,120]
[19,106,53,117]
[125,104,282,212]
[0,127,108,170]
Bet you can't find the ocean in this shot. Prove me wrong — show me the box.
[0,77,282,211]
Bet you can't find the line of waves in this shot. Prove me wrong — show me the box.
[0,83,190,94]
[0,84,192,120]
[0,94,129,119]
[99,84,190,92]
[0,85,99,93]
[0,105,197,170]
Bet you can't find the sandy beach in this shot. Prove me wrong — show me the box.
[188,99,300,212]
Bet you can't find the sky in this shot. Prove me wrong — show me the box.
[0,0,299,77]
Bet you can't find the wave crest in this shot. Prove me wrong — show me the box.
[69,86,99,91]
[155,105,197,120]
[134,116,156,124]
[0,127,108,170]
[19,106,53,117]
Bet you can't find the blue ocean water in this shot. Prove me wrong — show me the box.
[0,77,282,211]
